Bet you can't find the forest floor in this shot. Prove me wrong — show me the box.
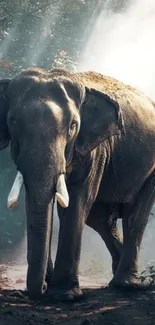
[0,264,155,325]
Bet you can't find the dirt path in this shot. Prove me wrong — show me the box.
[1,269,155,325]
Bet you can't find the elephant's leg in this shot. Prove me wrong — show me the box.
[49,193,85,301]
[86,203,123,275]
[49,153,107,301]
[110,172,155,289]
[49,192,102,300]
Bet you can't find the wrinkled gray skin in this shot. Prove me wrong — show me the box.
[0,67,155,301]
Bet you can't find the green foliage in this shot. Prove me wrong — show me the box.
[0,1,127,78]
[140,265,155,286]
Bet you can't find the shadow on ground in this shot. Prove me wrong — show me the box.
[0,285,155,325]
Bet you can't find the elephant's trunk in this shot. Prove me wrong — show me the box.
[10,143,68,298]
[26,194,54,299]
[24,170,69,298]
[21,152,56,299]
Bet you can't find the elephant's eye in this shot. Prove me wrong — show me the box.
[69,120,77,137]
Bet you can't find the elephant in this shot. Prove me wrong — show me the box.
[0,67,155,301]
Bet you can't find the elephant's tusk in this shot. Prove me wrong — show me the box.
[7,171,23,208]
[55,174,69,208]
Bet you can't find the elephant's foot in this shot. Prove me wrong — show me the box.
[109,274,146,291]
[47,286,84,302]
[28,281,47,300]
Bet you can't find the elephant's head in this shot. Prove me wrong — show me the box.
[0,67,124,297]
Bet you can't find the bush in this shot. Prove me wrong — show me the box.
[140,265,155,286]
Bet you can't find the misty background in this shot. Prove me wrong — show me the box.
[0,0,155,284]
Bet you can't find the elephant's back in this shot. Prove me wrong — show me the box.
[76,71,146,100]
[77,71,155,135]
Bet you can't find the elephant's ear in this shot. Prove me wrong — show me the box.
[0,79,10,151]
[75,87,125,156]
